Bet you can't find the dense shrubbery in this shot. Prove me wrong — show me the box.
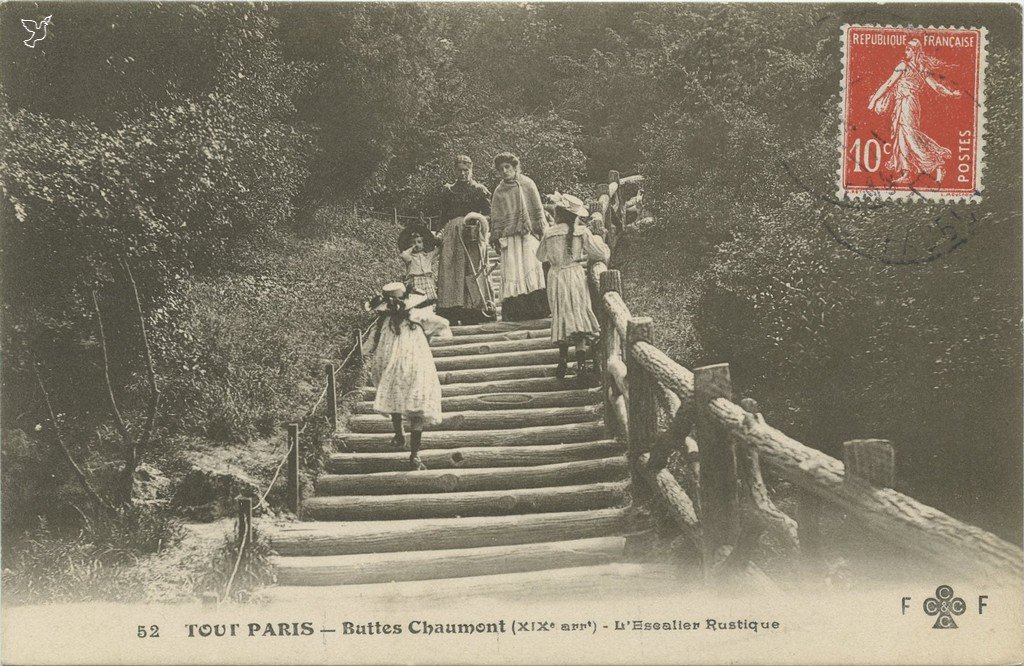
[616,7,1022,538]
[1,3,315,522]
[160,208,399,444]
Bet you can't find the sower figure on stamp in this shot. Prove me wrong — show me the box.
[868,38,961,185]
[364,283,452,471]
[436,155,495,325]
[490,152,550,322]
[536,193,609,379]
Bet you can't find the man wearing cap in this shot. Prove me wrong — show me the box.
[436,155,495,325]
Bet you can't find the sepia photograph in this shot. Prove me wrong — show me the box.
[1,2,1022,664]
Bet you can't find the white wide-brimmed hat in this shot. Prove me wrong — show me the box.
[549,192,589,218]
[366,282,432,312]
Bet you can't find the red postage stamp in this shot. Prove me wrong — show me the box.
[839,25,987,202]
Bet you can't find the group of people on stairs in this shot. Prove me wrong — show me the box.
[364,152,611,471]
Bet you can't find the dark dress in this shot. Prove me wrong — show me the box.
[437,180,494,325]
[440,179,491,221]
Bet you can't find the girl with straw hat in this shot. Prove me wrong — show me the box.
[536,192,610,379]
[364,282,452,470]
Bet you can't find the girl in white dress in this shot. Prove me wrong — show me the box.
[536,193,610,379]
[364,282,452,470]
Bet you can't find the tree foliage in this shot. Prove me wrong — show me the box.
[1,3,313,519]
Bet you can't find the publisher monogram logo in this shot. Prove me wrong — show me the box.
[902,585,986,629]
[923,585,966,629]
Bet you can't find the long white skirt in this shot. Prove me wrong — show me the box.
[371,321,443,427]
[546,263,600,342]
[499,234,546,299]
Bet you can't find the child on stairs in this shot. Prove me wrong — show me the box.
[536,193,610,380]
[364,282,452,470]
[399,224,439,301]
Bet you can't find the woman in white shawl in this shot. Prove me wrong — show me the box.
[489,152,550,322]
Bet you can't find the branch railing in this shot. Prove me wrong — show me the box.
[354,205,441,231]
[221,320,375,602]
[588,173,1023,588]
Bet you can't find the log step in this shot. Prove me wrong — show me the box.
[273,536,628,586]
[337,421,606,452]
[358,375,589,399]
[429,336,555,357]
[326,441,622,473]
[259,563,682,603]
[430,328,552,348]
[269,507,643,556]
[438,376,585,397]
[433,347,561,371]
[316,457,627,495]
[352,387,601,413]
[450,319,550,336]
[347,404,602,433]
[300,481,627,521]
[438,363,561,384]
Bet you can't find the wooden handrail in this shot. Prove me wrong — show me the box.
[631,341,694,406]
[587,169,1023,587]
[601,291,631,338]
[707,396,1023,584]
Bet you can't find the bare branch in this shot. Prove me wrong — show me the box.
[91,288,132,445]
[120,257,160,451]
[33,361,118,515]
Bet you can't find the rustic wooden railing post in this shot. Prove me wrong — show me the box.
[326,363,338,433]
[393,208,399,227]
[599,270,624,439]
[694,363,737,568]
[352,328,363,364]
[625,317,656,460]
[606,170,622,243]
[795,488,824,572]
[236,496,253,545]
[730,398,799,562]
[286,423,300,515]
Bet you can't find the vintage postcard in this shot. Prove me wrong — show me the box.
[1,2,1021,665]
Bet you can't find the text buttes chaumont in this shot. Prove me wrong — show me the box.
[335,619,781,635]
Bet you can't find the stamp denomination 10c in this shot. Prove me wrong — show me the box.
[838,24,987,202]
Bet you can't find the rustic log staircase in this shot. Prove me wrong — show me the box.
[262,250,672,601]
[252,172,1022,603]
